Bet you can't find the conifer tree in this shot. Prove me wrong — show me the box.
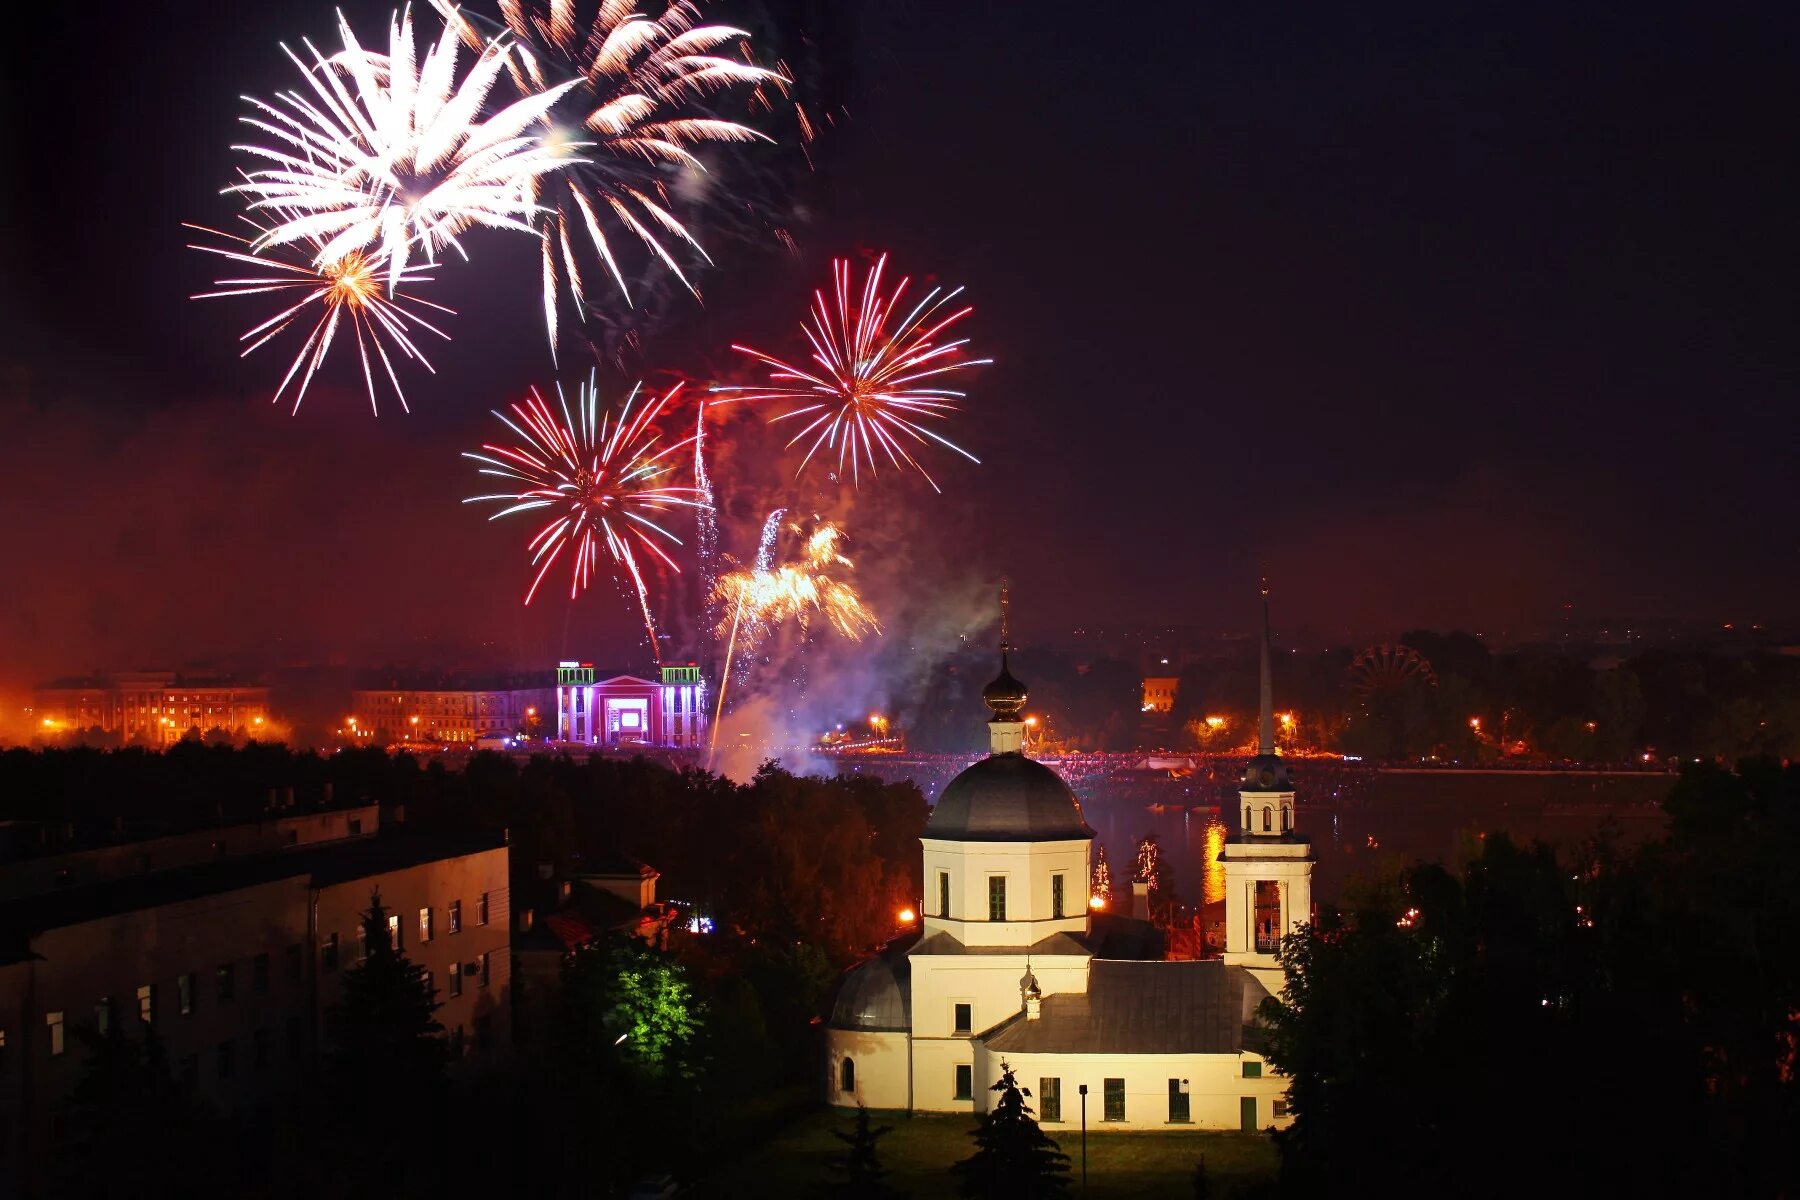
[828,1104,903,1198]
[952,1060,1071,1198]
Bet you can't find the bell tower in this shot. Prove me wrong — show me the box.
[1220,583,1314,989]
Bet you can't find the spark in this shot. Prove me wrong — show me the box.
[231,7,583,290]
[712,253,991,492]
[434,0,785,355]
[186,210,454,414]
[463,373,706,654]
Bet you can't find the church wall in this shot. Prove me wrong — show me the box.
[920,839,1090,948]
[970,1044,1295,1133]
[909,953,1089,1041]
[911,1034,979,1112]
[824,1029,910,1111]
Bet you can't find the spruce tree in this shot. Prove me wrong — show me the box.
[952,1060,1071,1198]
[828,1104,903,1198]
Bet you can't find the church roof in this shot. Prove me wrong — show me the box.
[982,959,1272,1056]
[926,754,1094,842]
[825,935,915,1032]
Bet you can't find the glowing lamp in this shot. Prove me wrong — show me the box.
[1205,716,1225,730]
[1088,896,1105,910]
[898,908,916,924]
[1468,717,1481,730]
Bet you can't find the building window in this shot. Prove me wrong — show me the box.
[449,963,463,998]
[1052,874,1065,919]
[1040,1077,1062,1122]
[286,943,303,985]
[137,984,155,1025]
[419,907,433,943]
[254,1028,270,1072]
[955,1064,974,1101]
[954,1003,973,1035]
[322,934,339,971]
[422,970,433,999]
[217,1039,235,1081]
[347,818,363,836]
[1103,1078,1125,1122]
[285,1016,304,1059]
[217,963,236,1003]
[448,900,462,934]
[840,1057,856,1094]
[387,914,402,951]
[478,952,491,988]
[95,997,113,1038]
[1243,1060,1262,1079]
[47,1012,64,1057]
[988,876,1007,922]
[1262,806,1272,832]
[478,892,490,925]
[1168,1078,1191,1123]
[938,872,951,919]
[253,953,270,994]
[357,925,369,962]
[1274,1098,1289,1118]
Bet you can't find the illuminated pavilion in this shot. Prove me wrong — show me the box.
[822,592,1313,1129]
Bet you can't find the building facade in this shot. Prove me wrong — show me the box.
[33,673,272,744]
[350,682,552,745]
[554,662,707,749]
[0,807,511,1196]
[825,597,1312,1131]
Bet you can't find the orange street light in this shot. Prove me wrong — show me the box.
[1205,716,1225,730]
[898,908,916,924]
[1468,716,1481,730]
[1088,895,1106,910]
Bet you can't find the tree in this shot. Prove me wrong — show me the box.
[952,1060,1071,1198]
[828,1104,903,1198]
[561,935,702,1083]
[59,1024,227,1196]
[1191,1156,1211,1200]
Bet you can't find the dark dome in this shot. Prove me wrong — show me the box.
[927,754,1095,841]
[1241,753,1293,791]
[982,653,1028,721]
[827,946,912,1031]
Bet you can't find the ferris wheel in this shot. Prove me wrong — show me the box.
[1346,644,1438,698]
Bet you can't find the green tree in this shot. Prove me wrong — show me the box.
[562,935,702,1082]
[828,1104,903,1198]
[952,1060,1071,1198]
[59,1024,226,1195]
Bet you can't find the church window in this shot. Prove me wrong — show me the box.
[1244,806,1252,829]
[939,871,951,919]
[954,1003,972,1035]
[1040,1077,1062,1121]
[1243,1060,1262,1078]
[1168,1078,1191,1123]
[1283,807,1291,832]
[840,1057,855,1094]
[1052,873,1065,919]
[1262,807,1272,832]
[955,1064,974,1101]
[1274,1098,1289,1117]
[988,876,1007,921]
[1103,1078,1125,1121]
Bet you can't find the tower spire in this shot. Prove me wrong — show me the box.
[1258,579,1275,756]
[1000,576,1011,657]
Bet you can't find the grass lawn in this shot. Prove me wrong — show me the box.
[688,1107,1278,1198]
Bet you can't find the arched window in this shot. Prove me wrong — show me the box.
[1262,806,1272,832]
[1283,807,1292,832]
[840,1057,856,1094]
[1244,806,1252,829]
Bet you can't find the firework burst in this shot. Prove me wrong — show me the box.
[435,0,785,355]
[713,253,991,492]
[231,7,582,289]
[464,374,705,652]
[186,211,454,414]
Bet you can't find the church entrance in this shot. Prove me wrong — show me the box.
[1240,1096,1258,1131]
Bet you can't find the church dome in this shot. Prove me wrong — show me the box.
[981,653,1028,721]
[1242,753,1292,792]
[928,754,1095,841]
[827,944,912,1031]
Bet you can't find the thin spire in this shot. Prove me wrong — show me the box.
[1000,575,1011,655]
[1258,579,1275,756]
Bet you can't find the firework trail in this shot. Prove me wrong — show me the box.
[186,208,454,415]
[231,7,582,290]
[712,253,991,492]
[434,0,785,355]
[706,513,877,762]
[463,373,706,656]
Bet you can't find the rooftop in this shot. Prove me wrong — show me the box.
[983,959,1272,1055]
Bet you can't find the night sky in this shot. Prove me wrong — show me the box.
[4,1,1798,690]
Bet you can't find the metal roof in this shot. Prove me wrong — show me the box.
[982,959,1272,1056]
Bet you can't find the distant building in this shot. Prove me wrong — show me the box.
[0,806,511,1195]
[32,672,272,744]
[350,676,552,745]
[553,662,707,749]
[1141,675,1179,714]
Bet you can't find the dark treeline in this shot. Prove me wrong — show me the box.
[1263,757,1800,1197]
[902,636,1800,761]
[4,744,926,1197]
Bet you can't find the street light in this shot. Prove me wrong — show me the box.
[1078,1083,1088,1191]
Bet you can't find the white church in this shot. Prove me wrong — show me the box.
[825,592,1312,1131]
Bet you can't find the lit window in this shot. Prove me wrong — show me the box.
[47,1012,64,1057]
[137,984,155,1025]
[1104,1078,1125,1121]
[478,952,490,988]
[387,914,401,952]
[954,1064,974,1101]
[449,963,463,998]
[954,1003,972,1035]
[419,907,433,944]
[1040,1077,1062,1122]
[448,900,462,934]
[988,876,1007,922]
